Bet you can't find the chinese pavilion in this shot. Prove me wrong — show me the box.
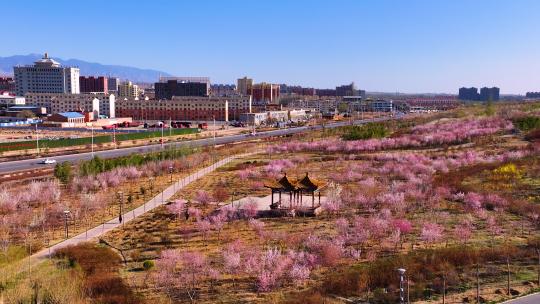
[264,173,325,210]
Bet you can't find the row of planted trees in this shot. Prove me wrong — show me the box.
[317,240,540,303]
[0,146,228,262]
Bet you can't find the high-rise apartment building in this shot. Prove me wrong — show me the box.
[316,89,337,97]
[155,79,209,99]
[211,84,236,97]
[108,77,120,93]
[251,82,280,104]
[479,87,500,101]
[237,77,253,95]
[118,81,140,98]
[13,53,80,96]
[0,77,15,92]
[80,76,108,93]
[336,82,358,96]
[458,87,479,101]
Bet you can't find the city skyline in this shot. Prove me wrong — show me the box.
[2,0,539,94]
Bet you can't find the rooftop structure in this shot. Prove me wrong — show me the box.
[159,76,210,86]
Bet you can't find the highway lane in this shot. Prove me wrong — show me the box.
[501,292,540,304]
[0,117,387,174]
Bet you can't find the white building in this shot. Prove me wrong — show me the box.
[0,93,25,108]
[240,109,309,126]
[14,53,80,96]
[25,93,115,118]
[287,99,338,113]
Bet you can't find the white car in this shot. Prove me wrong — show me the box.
[40,158,57,165]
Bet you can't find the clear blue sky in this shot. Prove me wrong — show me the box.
[3,0,539,94]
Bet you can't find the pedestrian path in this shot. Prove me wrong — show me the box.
[30,153,253,260]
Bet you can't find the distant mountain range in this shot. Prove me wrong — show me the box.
[0,54,171,83]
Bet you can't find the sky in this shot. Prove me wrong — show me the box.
[2,0,540,94]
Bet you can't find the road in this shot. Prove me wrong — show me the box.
[502,292,540,304]
[0,117,390,174]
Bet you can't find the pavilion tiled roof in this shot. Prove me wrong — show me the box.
[265,173,324,192]
[296,173,325,191]
[264,173,297,191]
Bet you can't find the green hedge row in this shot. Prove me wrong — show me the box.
[512,116,540,131]
[341,122,389,141]
[78,145,196,176]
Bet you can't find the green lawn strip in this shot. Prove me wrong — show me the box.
[0,128,199,152]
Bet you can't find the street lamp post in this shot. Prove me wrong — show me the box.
[149,177,154,196]
[91,124,94,157]
[398,268,406,304]
[161,123,164,148]
[213,116,216,146]
[118,191,124,225]
[63,210,70,239]
[113,125,116,148]
[35,123,40,156]
[143,186,147,212]
[169,165,175,193]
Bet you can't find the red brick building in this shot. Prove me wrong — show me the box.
[115,96,252,122]
[0,77,15,92]
[250,83,280,104]
[79,76,108,93]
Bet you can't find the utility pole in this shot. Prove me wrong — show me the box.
[442,274,446,304]
[476,263,480,304]
[506,257,511,296]
[537,248,540,287]
[407,275,410,304]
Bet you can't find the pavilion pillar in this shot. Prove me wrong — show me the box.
[312,192,315,208]
[318,192,321,206]
[290,192,292,208]
[271,190,274,207]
